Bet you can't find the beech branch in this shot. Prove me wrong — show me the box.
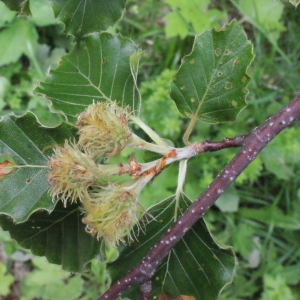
[202,134,246,152]
[100,93,300,300]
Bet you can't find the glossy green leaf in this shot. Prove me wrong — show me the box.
[0,18,38,67]
[109,195,236,299]
[0,202,102,272]
[35,33,142,122]
[49,0,126,38]
[0,112,76,222]
[170,20,254,123]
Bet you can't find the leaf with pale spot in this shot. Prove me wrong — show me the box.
[170,20,254,123]
[0,112,76,222]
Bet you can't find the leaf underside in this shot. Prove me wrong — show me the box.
[0,202,102,272]
[0,112,76,222]
[50,0,126,38]
[170,19,254,123]
[35,33,141,123]
[109,195,236,299]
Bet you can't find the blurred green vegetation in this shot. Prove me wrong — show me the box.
[0,0,72,126]
[0,0,300,299]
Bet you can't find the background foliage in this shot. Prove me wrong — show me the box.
[0,0,300,299]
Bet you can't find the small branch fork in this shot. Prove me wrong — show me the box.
[118,136,246,179]
[100,94,300,300]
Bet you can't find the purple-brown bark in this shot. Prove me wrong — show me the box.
[100,94,300,300]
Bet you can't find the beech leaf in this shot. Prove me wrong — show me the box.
[0,113,76,222]
[109,195,236,299]
[49,0,126,38]
[170,19,254,123]
[35,33,142,123]
[0,202,102,272]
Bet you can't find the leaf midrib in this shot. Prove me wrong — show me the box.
[193,28,239,118]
